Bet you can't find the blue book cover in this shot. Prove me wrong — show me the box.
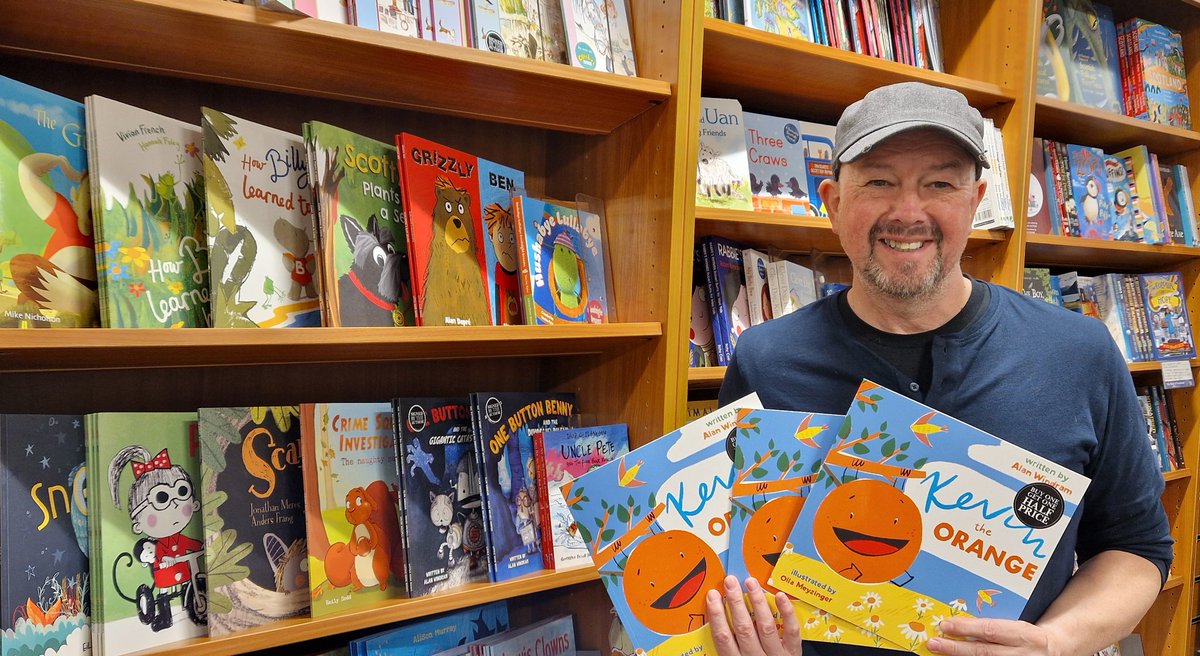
[476,159,526,326]
[799,121,836,216]
[1139,272,1196,360]
[771,380,1090,656]
[705,236,750,363]
[514,197,610,325]
[1103,153,1137,241]
[472,614,575,656]
[1061,0,1122,112]
[1132,19,1192,129]
[1064,144,1113,240]
[354,601,509,655]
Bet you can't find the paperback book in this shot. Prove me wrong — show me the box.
[1139,272,1196,360]
[513,196,610,325]
[742,112,814,215]
[476,158,527,325]
[696,98,753,211]
[350,601,509,655]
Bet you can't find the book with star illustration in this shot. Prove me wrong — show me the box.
[0,414,90,656]
[559,393,762,656]
[512,196,611,325]
[770,380,1090,655]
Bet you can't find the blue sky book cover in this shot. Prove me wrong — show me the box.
[477,159,526,326]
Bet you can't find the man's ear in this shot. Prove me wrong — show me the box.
[819,178,840,233]
[972,175,988,216]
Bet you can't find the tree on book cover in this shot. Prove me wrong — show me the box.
[303,121,415,327]
[1139,272,1196,360]
[394,398,489,596]
[0,74,98,328]
[197,407,309,636]
[298,403,406,617]
[1,415,90,656]
[470,392,576,582]
[514,197,610,325]
[396,133,492,326]
[770,381,1090,655]
[477,159,527,325]
[559,394,763,654]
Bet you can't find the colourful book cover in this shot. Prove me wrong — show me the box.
[699,237,730,366]
[353,601,509,654]
[1060,0,1122,113]
[472,0,506,53]
[86,95,210,328]
[560,394,763,655]
[706,236,750,361]
[378,0,423,36]
[1027,140,1054,235]
[474,614,575,656]
[197,407,309,636]
[303,121,415,327]
[798,121,836,216]
[299,403,406,617]
[0,74,98,328]
[561,0,604,70]
[1139,272,1196,360]
[202,108,320,327]
[470,392,576,582]
[743,0,814,42]
[696,98,753,211]
[1158,162,1190,245]
[1113,145,1168,244]
[1064,144,1113,240]
[532,424,630,570]
[1103,153,1137,241]
[770,380,1090,655]
[741,247,772,326]
[497,0,543,59]
[396,133,492,326]
[605,0,638,76]
[513,197,610,325]
[426,0,468,44]
[689,246,719,368]
[742,112,815,216]
[476,158,527,325]
[1130,19,1191,129]
[1,415,90,656]
[393,397,490,596]
[87,412,207,656]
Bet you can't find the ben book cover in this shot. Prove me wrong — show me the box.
[513,197,610,325]
[696,98,753,211]
[86,412,206,656]
[742,112,815,216]
[393,397,490,596]
[560,394,763,655]
[352,601,509,654]
[299,403,406,617]
[531,424,630,570]
[476,158,527,325]
[202,107,321,328]
[303,121,416,327]
[395,133,492,326]
[0,74,98,329]
[196,407,309,636]
[770,380,1090,656]
[86,95,210,328]
[469,392,576,582]
[1,415,90,656]
[1138,272,1196,360]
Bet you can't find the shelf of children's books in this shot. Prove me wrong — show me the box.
[125,566,600,656]
[700,18,1014,124]
[1128,359,1200,374]
[0,0,672,135]
[1165,469,1193,483]
[1025,234,1200,269]
[0,324,662,372]
[689,366,726,389]
[1035,97,1200,157]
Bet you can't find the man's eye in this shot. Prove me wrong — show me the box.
[867,179,890,187]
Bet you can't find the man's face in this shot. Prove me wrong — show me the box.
[819,129,986,302]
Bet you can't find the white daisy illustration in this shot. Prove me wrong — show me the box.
[928,614,947,637]
[949,598,968,614]
[824,623,845,642]
[803,616,822,632]
[913,597,934,617]
[900,620,928,647]
[847,599,866,613]
[860,592,883,609]
[810,608,831,623]
[862,614,884,631]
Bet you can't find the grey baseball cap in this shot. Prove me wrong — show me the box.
[833,82,990,175]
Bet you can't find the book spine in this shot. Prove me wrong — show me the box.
[392,404,416,597]
[532,432,555,569]
[989,123,1014,228]
[702,238,731,366]
[1055,141,1078,237]
[1178,164,1200,247]
[1150,385,1177,471]
[1130,22,1149,118]
[1126,273,1153,360]
[512,199,537,325]
[1162,386,1186,469]
[469,396,499,582]
[1148,153,1172,244]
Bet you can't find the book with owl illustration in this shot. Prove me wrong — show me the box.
[476,158,527,326]
[201,108,320,328]
[86,95,210,329]
[303,121,415,327]
[351,601,510,654]
[393,397,490,597]
[298,402,406,617]
[696,98,752,211]
[559,394,762,655]
[512,196,610,325]
[1138,272,1196,360]
[531,424,630,570]
[396,133,492,326]
[1064,144,1114,240]
[1,415,90,656]
[741,112,814,216]
[197,407,309,636]
[770,380,1090,655]
[0,74,98,329]
[469,392,576,582]
[84,412,206,656]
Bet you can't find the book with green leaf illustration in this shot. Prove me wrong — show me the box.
[197,406,309,636]
[85,95,209,328]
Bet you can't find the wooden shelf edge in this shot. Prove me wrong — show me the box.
[1034,97,1200,156]
[1025,234,1200,269]
[1164,574,1186,591]
[689,366,727,389]
[1127,358,1200,374]
[1164,468,1192,483]
[128,567,599,656]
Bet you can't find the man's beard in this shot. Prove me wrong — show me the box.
[861,223,947,299]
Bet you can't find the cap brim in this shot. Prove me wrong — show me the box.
[838,121,990,168]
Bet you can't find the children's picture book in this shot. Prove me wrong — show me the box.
[396,133,492,326]
[0,75,98,328]
[1139,272,1196,360]
[351,601,509,655]
[741,247,772,326]
[1125,18,1192,129]
[537,0,570,64]
[1064,144,1113,240]
[1157,163,1192,246]
[497,0,544,59]
[393,397,490,596]
[303,121,415,327]
[513,197,610,325]
[1059,0,1122,113]
[767,258,817,317]
[299,403,406,617]
[742,112,814,215]
[468,614,576,656]
[476,158,527,325]
[561,0,637,75]
[798,121,836,216]
[425,0,469,44]
[770,380,1090,655]
[86,412,207,656]
[742,0,813,41]
[689,246,719,368]
[1101,153,1137,241]
[202,108,320,327]
[1,415,91,656]
[375,0,422,36]
[696,98,753,211]
[1027,138,1054,235]
[1113,145,1169,244]
[471,0,506,53]
[87,95,210,328]
[470,392,576,582]
[604,0,638,76]
[531,424,630,570]
[560,394,763,655]
[703,236,750,364]
[197,407,309,636]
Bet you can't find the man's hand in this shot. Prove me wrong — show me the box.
[705,575,802,656]
[926,617,1056,656]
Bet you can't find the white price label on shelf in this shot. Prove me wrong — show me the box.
[1160,360,1195,389]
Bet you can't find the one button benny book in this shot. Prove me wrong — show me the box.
[769,380,1090,655]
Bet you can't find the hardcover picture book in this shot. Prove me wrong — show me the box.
[87,95,210,328]
[467,614,576,656]
[351,601,509,655]
[1,415,90,656]
[689,246,719,368]
[513,197,610,325]
[799,121,836,216]
[0,75,98,329]
[1064,143,1113,240]
[560,394,763,655]
[197,406,309,636]
[696,98,753,211]
[1139,272,1196,360]
[299,402,406,617]
[476,158,527,325]
[742,0,814,41]
[742,112,814,215]
[770,380,1090,655]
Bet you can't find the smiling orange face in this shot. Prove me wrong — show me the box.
[624,530,723,635]
[742,495,806,593]
[812,479,922,584]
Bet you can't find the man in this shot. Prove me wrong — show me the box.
[708,82,1173,656]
